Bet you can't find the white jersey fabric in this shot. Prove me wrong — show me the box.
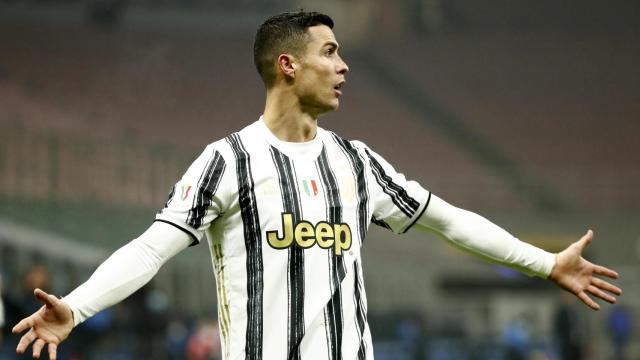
[156,118,431,360]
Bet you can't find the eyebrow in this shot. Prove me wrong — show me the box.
[323,41,339,50]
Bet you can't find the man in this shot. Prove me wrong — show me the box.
[13,11,622,360]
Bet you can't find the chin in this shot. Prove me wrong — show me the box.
[314,102,339,116]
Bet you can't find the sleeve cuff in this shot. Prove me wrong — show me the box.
[521,247,557,278]
[538,251,557,279]
[153,217,201,246]
[60,298,84,327]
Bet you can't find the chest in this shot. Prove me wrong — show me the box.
[251,146,361,222]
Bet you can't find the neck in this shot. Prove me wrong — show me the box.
[262,87,318,143]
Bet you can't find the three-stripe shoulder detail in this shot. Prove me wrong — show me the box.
[186,149,227,229]
[364,148,420,218]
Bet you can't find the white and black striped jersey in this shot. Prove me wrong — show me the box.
[156,118,431,360]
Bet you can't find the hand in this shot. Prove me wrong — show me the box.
[12,288,74,359]
[549,230,622,310]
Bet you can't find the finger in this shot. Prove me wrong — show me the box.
[577,291,600,311]
[594,265,619,280]
[32,338,46,359]
[16,329,36,354]
[576,230,593,252]
[12,316,35,334]
[49,343,58,360]
[34,288,60,309]
[592,277,622,295]
[587,285,616,304]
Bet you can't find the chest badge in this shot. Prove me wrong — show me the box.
[180,185,192,200]
[302,179,319,197]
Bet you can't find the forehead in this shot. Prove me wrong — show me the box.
[306,25,338,47]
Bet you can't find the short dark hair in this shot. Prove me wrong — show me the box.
[253,11,334,88]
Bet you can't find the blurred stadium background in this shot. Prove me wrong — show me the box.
[0,0,638,359]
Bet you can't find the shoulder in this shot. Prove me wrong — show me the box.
[204,121,262,158]
[321,128,371,154]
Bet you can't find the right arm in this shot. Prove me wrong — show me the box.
[12,221,191,359]
[14,143,229,359]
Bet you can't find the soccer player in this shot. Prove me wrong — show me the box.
[13,11,621,360]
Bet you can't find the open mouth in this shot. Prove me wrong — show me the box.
[334,81,345,95]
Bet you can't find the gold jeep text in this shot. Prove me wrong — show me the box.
[267,213,352,256]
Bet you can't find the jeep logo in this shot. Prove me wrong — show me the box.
[267,213,352,256]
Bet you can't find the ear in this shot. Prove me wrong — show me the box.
[277,54,297,79]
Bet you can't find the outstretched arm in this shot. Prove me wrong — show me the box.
[12,221,192,359]
[414,195,621,310]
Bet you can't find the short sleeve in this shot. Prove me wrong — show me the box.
[155,145,228,245]
[362,145,431,234]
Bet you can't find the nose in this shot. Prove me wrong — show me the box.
[337,55,349,75]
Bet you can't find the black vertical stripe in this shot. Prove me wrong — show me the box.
[353,260,368,359]
[332,134,370,244]
[187,150,226,229]
[365,149,420,217]
[269,146,305,360]
[323,256,344,360]
[226,133,263,360]
[325,287,344,360]
[316,146,345,360]
[317,146,346,282]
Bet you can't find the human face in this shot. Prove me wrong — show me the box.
[293,25,349,115]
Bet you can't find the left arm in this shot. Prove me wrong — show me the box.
[359,143,621,310]
[414,195,622,310]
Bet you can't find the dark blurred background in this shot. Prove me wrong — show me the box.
[0,0,638,359]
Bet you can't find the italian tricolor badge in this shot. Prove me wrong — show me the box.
[302,179,318,197]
